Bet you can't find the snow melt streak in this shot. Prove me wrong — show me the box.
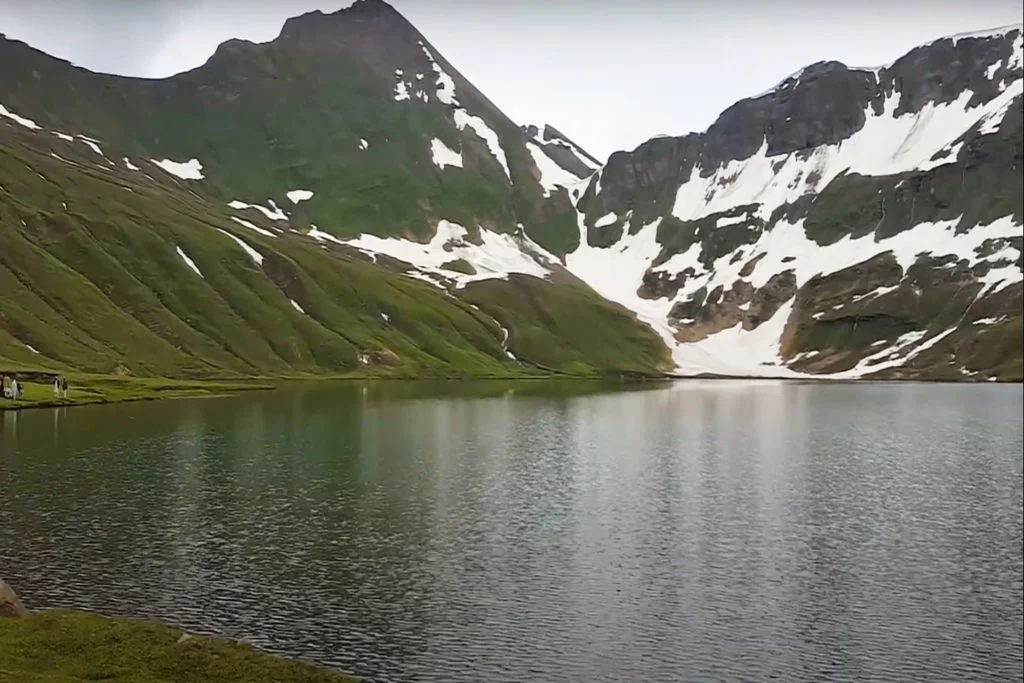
[217,229,264,266]
[526,141,585,197]
[176,247,204,278]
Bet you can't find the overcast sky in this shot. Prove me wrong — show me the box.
[0,0,1020,158]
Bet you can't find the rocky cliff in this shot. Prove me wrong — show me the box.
[568,25,1022,380]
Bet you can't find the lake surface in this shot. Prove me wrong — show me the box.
[1,381,1022,682]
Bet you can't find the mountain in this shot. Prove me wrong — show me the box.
[569,24,1023,381]
[0,0,589,255]
[0,5,1021,383]
[0,0,669,379]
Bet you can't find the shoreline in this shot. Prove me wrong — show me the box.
[2,370,1019,413]
[0,369,671,413]
[0,375,278,413]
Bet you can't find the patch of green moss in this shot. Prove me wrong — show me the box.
[440,258,476,275]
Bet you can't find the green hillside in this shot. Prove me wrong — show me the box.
[0,118,668,381]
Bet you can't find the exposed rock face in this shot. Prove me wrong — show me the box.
[583,29,1022,227]
[570,25,1023,380]
[0,577,28,617]
[522,123,602,178]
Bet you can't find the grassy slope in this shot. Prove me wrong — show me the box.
[0,611,351,683]
[463,274,672,376]
[0,124,668,381]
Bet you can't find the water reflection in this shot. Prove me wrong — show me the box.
[1,381,1021,682]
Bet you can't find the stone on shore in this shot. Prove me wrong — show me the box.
[0,577,28,617]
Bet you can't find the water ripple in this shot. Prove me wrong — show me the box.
[1,381,1021,682]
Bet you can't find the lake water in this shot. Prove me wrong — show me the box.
[1,381,1022,682]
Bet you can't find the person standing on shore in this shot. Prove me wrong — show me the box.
[61,376,68,399]
[53,376,61,398]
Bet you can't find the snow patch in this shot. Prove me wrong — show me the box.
[394,78,411,102]
[656,216,1022,306]
[403,270,448,289]
[977,94,1017,134]
[674,300,803,377]
[566,216,682,360]
[566,193,1021,377]
[359,138,369,150]
[834,328,958,378]
[52,131,74,142]
[526,141,586,197]
[228,199,287,222]
[25,344,39,354]
[307,226,346,246]
[526,125,601,171]
[344,220,552,288]
[430,138,463,170]
[420,43,459,105]
[716,214,749,228]
[453,109,510,181]
[850,284,901,304]
[670,79,1023,225]
[229,216,278,238]
[216,228,264,266]
[937,23,1023,46]
[0,103,40,129]
[286,189,314,204]
[77,136,103,156]
[176,247,203,278]
[1009,33,1023,71]
[152,158,204,180]
[124,157,140,171]
[499,323,516,360]
[290,299,305,314]
[972,316,1007,325]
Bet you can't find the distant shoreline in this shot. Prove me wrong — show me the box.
[1,370,1018,413]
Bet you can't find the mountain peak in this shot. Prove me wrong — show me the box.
[195,0,432,85]
[279,0,409,42]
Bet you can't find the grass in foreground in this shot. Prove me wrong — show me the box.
[0,610,352,683]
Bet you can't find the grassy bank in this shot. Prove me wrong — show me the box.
[0,374,274,411]
[0,610,352,682]
[0,362,677,412]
